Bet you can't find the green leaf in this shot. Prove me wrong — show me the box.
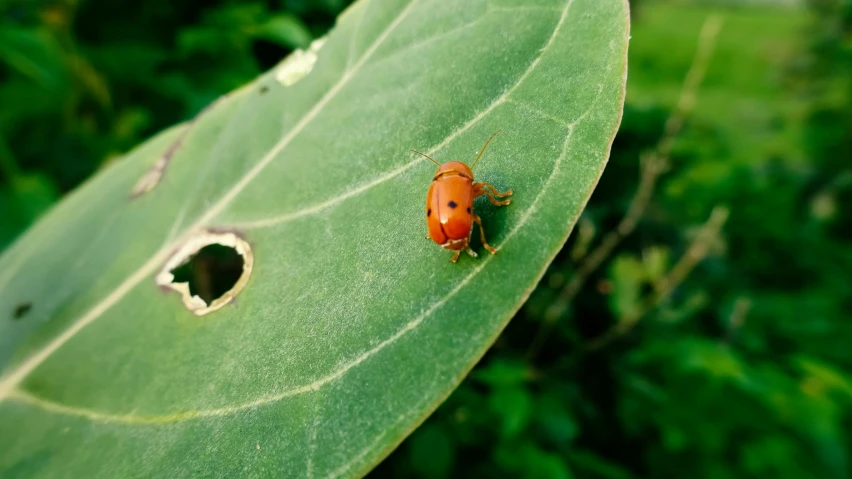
[609,254,645,319]
[254,15,314,49]
[526,450,573,479]
[471,358,530,386]
[495,443,573,479]
[535,393,579,444]
[641,245,669,283]
[0,0,628,477]
[0,27,68,89]
[489,386,533,438]
[407,424,455,478]
[569,450,635,479]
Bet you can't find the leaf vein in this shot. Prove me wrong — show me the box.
[505,98,572,127]
[344,0,371,69]
[0,0,421,402]
[2,0,590,423]
[8,105,585,424]
[232,0,577,230]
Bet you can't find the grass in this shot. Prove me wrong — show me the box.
[629,1,807,167]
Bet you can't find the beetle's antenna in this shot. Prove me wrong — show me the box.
[471,130,502,170]
[411,148,440,165]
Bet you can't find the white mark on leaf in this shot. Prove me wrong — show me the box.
[275,37,327,87]
[0,0,609,427]
[0,0,419,401]
[132,98,223,198]
[234,0,576,230]
[8,113,586,424]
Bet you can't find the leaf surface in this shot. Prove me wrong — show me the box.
[0,0,629,477]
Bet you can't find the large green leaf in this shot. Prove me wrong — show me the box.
[0,0,628,476]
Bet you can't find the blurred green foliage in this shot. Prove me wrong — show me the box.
[374,1,852,478]
[2,0,851,477]
[0,0,347,247]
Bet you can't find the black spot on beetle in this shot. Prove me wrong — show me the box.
[448,201,458,209]
[467,207,471,213]
[12,302,32,320]
[427,208,432,217]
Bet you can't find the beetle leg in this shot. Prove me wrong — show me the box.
[474,182,513,197]
[486,195,512,207]
[448,238,471,262]
[473,214,498,254]
[473,182,513,206]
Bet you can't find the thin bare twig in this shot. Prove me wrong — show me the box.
[585,206,730,351]
[525,15,724,360]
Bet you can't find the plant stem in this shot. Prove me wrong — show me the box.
[526,14,724,360]
[585,205,730,351]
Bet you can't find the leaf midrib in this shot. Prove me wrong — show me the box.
[0,0,421,401]
[2,0,586,421]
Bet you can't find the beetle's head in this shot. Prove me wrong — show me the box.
[434,161,473,179]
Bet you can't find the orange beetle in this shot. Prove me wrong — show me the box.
[412,131,513,262]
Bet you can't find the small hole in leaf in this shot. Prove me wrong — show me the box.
[156,231,254,316]
[170,244,244,305]
[12,302,32,320]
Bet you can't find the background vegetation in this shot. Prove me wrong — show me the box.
[2,0,850,477]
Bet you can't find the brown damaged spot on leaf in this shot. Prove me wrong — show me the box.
[131,97,223,199]
[130,151,171,198]
[155,230,253,316]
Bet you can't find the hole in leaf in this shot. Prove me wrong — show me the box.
[12,302,32,320]
[170,244,244,306]
[156,231,254,316]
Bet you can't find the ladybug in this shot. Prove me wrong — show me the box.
[412,131,513,263]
